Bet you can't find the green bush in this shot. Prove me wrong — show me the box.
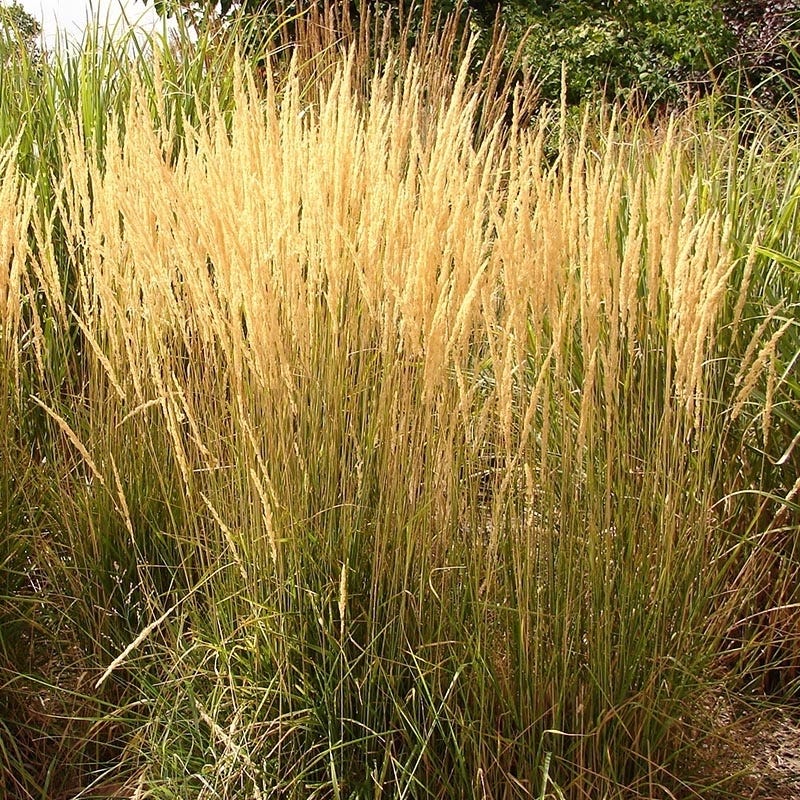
[501,0,734,104]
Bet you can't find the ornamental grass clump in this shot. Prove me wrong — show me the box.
[1,20,799,800]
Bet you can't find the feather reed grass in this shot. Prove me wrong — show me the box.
[1,16,799,800]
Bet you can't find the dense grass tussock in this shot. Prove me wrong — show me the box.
[1,23,799,800]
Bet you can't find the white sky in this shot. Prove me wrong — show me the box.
[18,0,167,46]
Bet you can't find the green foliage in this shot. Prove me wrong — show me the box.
[503,0,734,104]
[0,1,41,60]
[0,1,39,41]
[722,0,800,108]
[134,0,800,109]
[138,0,739,105]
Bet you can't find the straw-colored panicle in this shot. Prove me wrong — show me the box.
[0,151,33,368]
[731,315,794,424]
[732,299,785,386]
[730,234,760,339]
[619,173,644,352]
[30,214,68,331]
[645,119,680,318]
[687,217,734,422]
[667,211,734,425]
[762,349,777,448]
